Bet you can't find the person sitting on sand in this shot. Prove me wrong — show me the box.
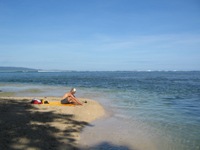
[61,88,83,105]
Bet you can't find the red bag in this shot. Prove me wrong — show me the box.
[31,99,42,104]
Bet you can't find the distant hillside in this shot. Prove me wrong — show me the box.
[0,67,38,72]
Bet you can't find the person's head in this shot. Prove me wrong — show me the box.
[70,88,76,94]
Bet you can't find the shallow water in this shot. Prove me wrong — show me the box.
[0,71,200,150]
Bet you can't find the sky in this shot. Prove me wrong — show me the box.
[0,0,200,71]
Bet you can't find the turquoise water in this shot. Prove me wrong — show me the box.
[0,71,200,149]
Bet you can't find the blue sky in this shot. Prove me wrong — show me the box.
[0,0,200,71]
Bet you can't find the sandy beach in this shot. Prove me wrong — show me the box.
[1,72,200,150]
[0,96,105,150]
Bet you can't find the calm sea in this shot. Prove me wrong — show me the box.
[0,71,200,150]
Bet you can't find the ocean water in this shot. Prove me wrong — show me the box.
[0,71,200,150]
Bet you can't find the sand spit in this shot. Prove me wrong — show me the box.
[0,97,105,150]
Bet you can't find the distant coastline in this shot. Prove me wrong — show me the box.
[0,66,38,73]
[0,66,74,73]
[0,66,199,73]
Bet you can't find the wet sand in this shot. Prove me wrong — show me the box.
[0,97,105,150]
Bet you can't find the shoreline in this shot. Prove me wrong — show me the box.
[0,96,106,150]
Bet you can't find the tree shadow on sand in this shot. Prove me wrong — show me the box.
[0,98,90,150]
